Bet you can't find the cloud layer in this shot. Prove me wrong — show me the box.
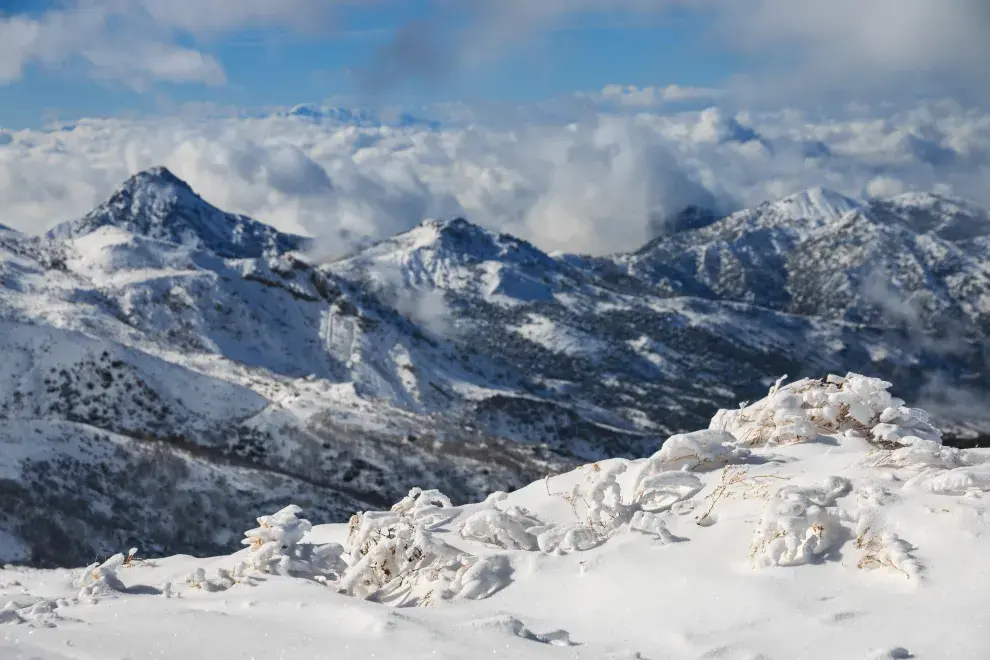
[1,97,989,255]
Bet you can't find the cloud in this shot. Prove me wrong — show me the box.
[355,0,990,106]
[373,262,456,338]
[132,0,348,36]
[0,0,361,88]
[717,0,990,103]
[0,2,226,87]
[595,84,726,108]
[0,98,989,255]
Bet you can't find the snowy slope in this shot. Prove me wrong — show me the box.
[626,188,990,331]
[2,167,990,567]
[2,373,988,659]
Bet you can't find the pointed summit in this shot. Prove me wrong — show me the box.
[769,186,861,224]
[48,167,308,258]
[124,165,194,192]
[330,215,564,299]
[401,216,555,268]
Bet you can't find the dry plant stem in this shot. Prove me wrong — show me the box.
[856,527,910,578]
[699,466,788,521]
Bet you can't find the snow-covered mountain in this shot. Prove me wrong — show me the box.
[2,167,988,567]
[47,166,307,258]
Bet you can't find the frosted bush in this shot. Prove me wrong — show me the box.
[390,487,457,529]
[186,566,238,592]
[750,476,850,567]
[460,493,543,550]
[536,456,706,553]
[712,373,941,448]
[539,462,637,552]
[185,369,960,605]
[74,552,128,599]
[628,511,677,544]
[853,514,922,579]
[859,439,968,471]
[869,406,942,447]
[631,468,705,512]
[337,488,511,605]
[568,462,630,529]
[653,429,750,471]
[240,504,344,578]
[340,510,458,600]
[536,522,606,554]
[186,505,344,592]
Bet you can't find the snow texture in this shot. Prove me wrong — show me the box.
[3,370,989,659]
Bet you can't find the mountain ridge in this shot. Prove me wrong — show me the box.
[2,166,988,567]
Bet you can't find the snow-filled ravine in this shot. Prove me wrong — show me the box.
[3,373,989,660]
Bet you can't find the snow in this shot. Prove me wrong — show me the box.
[3,372,989,659]
[513,314,607,359]
[4,164,990,570]
[773,186,862,225]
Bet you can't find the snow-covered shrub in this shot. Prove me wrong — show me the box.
[240,504,343,578]
[652,429,750,471]
[858,439,968,471]
[74,553,128,599]
[538,462,638,553]
[854,522,922,580]
[460,493,542,550]
[536,457,707,552]
[750,476,850,567]
[535,522,608,554]
[186,505,344,592]
[338,488,511,605]
[628,511,677,543]
[390,487,456,529]
[186,566,239,592]
[712,373,940,448]
[869,406,942,448]
[634,471,705,512]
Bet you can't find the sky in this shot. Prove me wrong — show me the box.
[0,1,742,128]
[1,1,989,254]
[3,0,989,129]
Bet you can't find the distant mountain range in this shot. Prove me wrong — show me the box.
[2,167,988,567]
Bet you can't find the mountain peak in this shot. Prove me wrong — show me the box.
[124,166,193,193]
[47,167,307,258]
[770,186,861,223]
[413,217,553,265]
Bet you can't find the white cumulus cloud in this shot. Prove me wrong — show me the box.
[0,98,988,255]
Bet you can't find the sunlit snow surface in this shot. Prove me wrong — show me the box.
[3,374,988,660]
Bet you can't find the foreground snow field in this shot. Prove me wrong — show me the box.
[3,373,989,659]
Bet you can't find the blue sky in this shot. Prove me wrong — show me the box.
[0,2,740,128]
[0,0,988,129]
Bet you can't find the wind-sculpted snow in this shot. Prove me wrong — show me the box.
[4,371,988,659]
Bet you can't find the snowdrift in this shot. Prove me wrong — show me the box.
[2,373,989,659]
